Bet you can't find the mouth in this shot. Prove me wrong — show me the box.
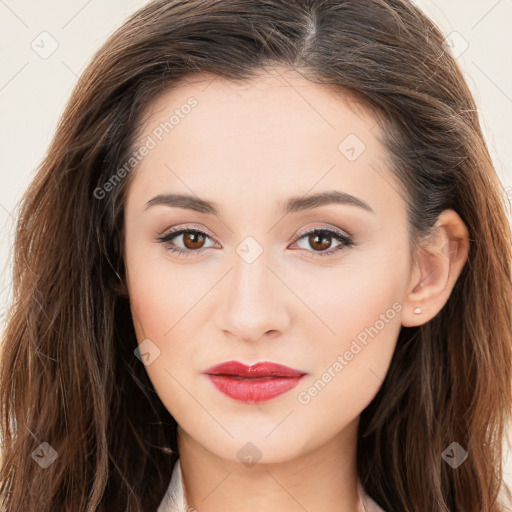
[203,360,307,403]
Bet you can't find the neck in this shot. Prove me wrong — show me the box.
[176,419,361,512]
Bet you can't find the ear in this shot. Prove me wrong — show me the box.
[401,209,469,327]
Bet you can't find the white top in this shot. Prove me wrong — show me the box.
[157,458,386,512]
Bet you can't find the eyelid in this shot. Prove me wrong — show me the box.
[156,222,215,238]
[291,223,353,242]
[156,222,356,258]
[157,222,352,242]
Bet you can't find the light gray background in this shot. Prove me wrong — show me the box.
[0,0,511,494]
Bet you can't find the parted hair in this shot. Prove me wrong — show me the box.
[1,0,511,510]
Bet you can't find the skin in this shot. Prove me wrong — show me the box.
[122,66,469,511]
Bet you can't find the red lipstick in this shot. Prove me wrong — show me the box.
[203,361,306,403]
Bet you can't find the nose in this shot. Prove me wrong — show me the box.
[213,249,290,343]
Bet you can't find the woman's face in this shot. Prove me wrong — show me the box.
[123,67,412,463]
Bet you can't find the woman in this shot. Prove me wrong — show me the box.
[1,0,511,510]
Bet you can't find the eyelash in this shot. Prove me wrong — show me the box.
[156,225,355,259]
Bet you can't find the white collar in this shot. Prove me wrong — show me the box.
[157,458,187,512]
[157,458,386,512]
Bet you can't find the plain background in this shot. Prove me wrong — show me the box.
[0,0,511,494]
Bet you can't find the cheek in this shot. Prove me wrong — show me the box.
[293,250,405,405]
[125,248,208,405]
[128,264,209,343]
[300,249,405,346]
[128,276,170,341]
[127,272,195,420]
[125,239,182,337]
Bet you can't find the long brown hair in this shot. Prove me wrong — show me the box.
[1,0,511,510]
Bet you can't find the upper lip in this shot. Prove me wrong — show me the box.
[203,360,306,378]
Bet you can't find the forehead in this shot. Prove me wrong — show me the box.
[137,67,378,145]
[127,67,404,220]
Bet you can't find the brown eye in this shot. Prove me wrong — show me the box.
[292,228,355,258]
[157,228,216,257]
[182,231,206,250]
[308,232,334,251]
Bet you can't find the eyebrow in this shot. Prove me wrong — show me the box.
[145,190,374,215]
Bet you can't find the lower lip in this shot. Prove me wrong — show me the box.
[206,375,305,403]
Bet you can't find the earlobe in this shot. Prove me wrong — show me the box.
[401,209,469,327]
